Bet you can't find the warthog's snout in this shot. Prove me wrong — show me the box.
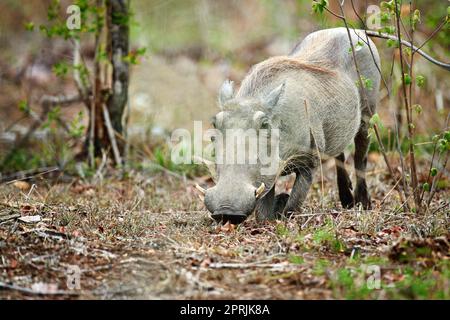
[198,182,265,224]
[211,207,247,224]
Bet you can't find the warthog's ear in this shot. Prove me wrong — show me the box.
[218,80,234,107]
[265,82,285,109]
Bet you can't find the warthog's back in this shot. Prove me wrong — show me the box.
[291,27,381,114]
[235,28,381,159]
[290,28,380,72]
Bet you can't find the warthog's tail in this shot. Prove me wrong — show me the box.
[365,30,450,71]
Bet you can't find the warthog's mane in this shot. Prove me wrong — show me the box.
[238,56,336,97]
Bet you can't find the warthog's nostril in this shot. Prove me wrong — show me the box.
[212,209,247,225]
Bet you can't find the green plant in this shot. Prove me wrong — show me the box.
[312,221,346,253]
[288,255,304,265]
[313,0,450,214]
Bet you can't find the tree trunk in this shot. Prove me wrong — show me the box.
[107,0,130,152]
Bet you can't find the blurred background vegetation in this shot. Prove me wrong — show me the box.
[0,0,448,183]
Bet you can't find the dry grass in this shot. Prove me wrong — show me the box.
[0,157,448,300]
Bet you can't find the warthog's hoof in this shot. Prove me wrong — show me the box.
[354,181,371,210]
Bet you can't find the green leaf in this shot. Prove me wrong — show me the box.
[381,0,396,11]
[312,0,328,14]
[382,26,396,35]
[438,139,449,153]
[404,47,412,56]
[369,113,382,127]
[41,106,61,130]
[364,78,373,90]
[18,100,30,114]
[380,12,391,24]
[47,0,61,21]
[416,75,425,88]
[386,38,397,48]
[412,9,421,31]
[422,183,430,192]
[123,47,147,65]
[289,255,304,265]
[24,22,35,31]
[136,47,147,56]
[430,168,438,177]
[69,111,86,139]
[355,41,364,51]
[404,74,412,85]
[52,62,69,78]
[413,104,422,114]
[444,131,450,142]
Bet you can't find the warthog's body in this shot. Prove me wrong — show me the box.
[204,28,381,223]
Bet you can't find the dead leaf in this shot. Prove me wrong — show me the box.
[85,189,96,196]
[13,181,31,191]
[219,221,236,233]
[18,215,41,223]
[20,204,37,215]
[10,259,18,269]
[200,257,212,268]
[71,184,95,194]
[388,235,450,264]
[72,230,81,237]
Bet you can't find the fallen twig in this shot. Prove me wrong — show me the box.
[1,166,60,184]
[205,262,300,271]
[0,281,79,296]
[0,213,20,223]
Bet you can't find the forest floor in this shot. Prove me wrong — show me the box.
[0,155,449,300]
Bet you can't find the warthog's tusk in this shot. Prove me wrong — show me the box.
[195,184,206,195]
[255,183,265,198]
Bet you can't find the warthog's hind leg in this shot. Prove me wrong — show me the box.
[354,123,371,209]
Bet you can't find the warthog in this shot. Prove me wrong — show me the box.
[198,28,381,224]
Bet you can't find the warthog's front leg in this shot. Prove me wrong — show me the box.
[335,152,354,208]
[256,158,317,220]
[255,168,314,220]
[282,167,315,216]
[255,185,277,221]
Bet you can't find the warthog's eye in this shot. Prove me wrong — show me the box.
[261,120,270,130]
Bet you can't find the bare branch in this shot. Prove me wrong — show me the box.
[39,94,83,107]
[413,18,447,54]
[393,0,420,211]
[365,30,450,71]
[349,0,390,96]
[102,104,122,166]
